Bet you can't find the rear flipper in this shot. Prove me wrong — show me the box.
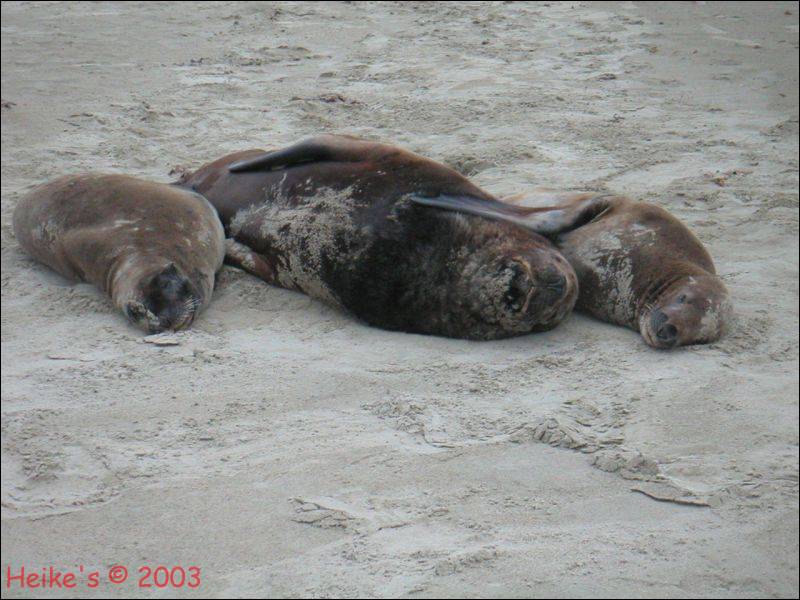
[224,239,278,285]
[409,192,617,237]
[228,134,384,173]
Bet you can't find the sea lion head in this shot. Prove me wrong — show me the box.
[114,261,206,334]
[640,274,732,348]
[456,229,579,338]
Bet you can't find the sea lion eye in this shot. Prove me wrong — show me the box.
[677,294,687,304]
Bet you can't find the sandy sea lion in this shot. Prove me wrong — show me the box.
[179,135,578,340]
[410,191,732,348]
[13,174,225,333]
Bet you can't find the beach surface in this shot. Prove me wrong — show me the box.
[2,1,798,597]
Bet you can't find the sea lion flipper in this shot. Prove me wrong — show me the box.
[224,239,278,284]
[228,142,333,173]
[410,194,550,230]
[410,193,613,236]
[228,135,372,173]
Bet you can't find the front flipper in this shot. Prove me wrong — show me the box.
[228,134,379,173]
[224,239,278,285]
[409,193,614,236]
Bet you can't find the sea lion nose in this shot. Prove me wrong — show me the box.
[657,323,678,344]
[650,310,678,346]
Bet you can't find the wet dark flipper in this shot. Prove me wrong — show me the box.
[409,193,614,236]
[228,135,375,173]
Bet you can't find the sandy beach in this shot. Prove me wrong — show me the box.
[1,1,798,597]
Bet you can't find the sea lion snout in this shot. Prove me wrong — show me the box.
[649,310,678,348]
[126,264,202,333]
[501,255,576,321]
[522,253,579,332]
[657,323,678,345]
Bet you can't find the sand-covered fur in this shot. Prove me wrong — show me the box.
[182,137,578,340]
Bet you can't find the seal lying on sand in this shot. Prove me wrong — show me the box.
[179,135,578,340]
[411,191,732,348]
[13,174,225,333]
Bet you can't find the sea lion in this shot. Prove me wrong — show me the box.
[13,174,225,333]
[410,191,732,348]
[179,134,578,340]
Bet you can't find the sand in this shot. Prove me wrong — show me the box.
[1,1,798,597]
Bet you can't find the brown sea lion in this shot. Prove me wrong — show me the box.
[13,174,225,333]
[410,191,732,348]
[178,134,578,340]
